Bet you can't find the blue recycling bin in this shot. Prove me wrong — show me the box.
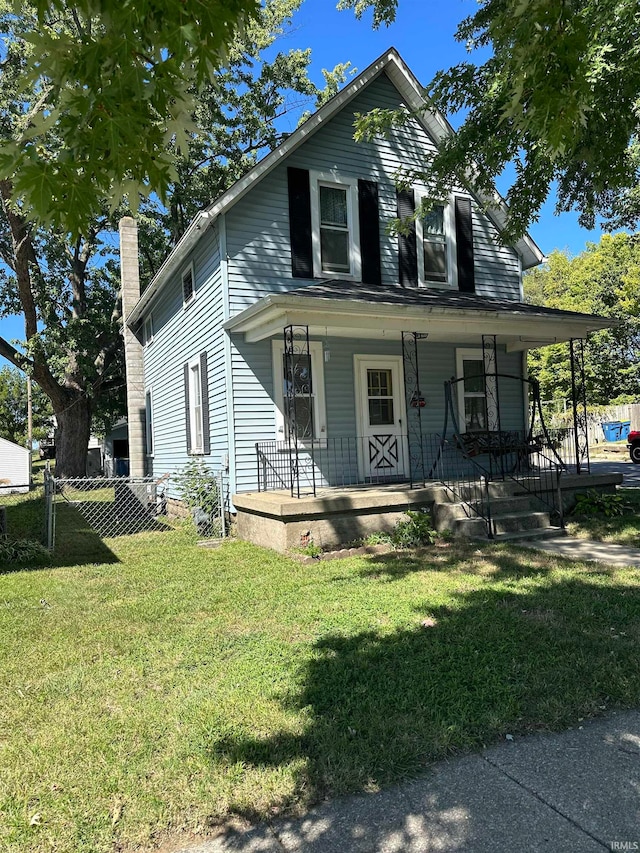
[601,421,622,441]
[620,420,631,440]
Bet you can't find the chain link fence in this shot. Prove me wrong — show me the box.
[44,466,230,553]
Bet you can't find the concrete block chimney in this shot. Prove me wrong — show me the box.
[119,217,146,479]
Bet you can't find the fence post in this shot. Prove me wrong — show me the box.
[44,465,55,552]
[218,470,226,539]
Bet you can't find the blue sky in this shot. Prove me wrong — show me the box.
[0,0,609,356]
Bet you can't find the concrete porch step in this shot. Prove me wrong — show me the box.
[433,495,536,529]
[492,526,567,543]
[451,510,551,539]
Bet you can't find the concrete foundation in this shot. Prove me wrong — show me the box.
[233,472,624,553]
[233,484,445,553]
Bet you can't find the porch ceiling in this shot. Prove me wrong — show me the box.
[223,282,614,350]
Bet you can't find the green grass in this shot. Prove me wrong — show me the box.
[568,487,640,546]
[2,519,640,853]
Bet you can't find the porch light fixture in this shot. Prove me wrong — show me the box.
[323,328,330,363]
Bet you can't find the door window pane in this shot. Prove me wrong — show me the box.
[369,398,394,425]
[284,397,314,441]
[367,369,392,397]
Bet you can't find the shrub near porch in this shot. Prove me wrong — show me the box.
[1,530,640,852]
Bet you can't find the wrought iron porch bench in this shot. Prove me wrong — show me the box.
[455,430,543,462]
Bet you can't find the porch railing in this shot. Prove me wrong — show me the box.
[255,431,567,538]
[256,435,443,495]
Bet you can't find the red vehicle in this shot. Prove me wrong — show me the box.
[627,430,640,463]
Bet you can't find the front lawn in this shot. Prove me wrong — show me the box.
[1,522,640,852]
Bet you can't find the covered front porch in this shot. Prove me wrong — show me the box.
[225,283,615,546]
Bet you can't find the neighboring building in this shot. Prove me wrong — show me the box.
[0,437,30,493]
[102,420,130,477]
[124,48,615,547]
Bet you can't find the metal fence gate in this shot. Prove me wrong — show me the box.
[44,469,229,553]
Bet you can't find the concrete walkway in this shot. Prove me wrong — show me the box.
[172,711,640,853]
[518,534,640,568]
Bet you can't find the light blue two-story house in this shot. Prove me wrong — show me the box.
[126,49,613,549]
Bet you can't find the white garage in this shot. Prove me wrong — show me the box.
[0,437,30,493]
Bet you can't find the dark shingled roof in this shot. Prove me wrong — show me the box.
[288,281,606,323]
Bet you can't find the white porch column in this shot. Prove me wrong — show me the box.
[119,217,146,479]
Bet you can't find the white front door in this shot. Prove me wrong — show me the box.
[355,356,407,481]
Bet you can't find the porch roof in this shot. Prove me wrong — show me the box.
[223,281,614,350]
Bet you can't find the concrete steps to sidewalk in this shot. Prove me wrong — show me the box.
[433,479,560,541]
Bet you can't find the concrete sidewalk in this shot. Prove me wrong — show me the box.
[518,535,640,568]
[172,710,640,852]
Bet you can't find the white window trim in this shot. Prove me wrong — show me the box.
[272,340,327,446]
[416,193,457,290]
[143,314,154,346]
[310,170,361,281]
[145,387,154,457]
[182,261,196,308]
[188,354,204,454]
[455,348,498,433]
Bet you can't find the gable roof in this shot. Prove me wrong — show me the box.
[129,48,545,325]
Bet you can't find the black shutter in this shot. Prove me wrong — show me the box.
[200,351,210,455]
[397,188,417,287]
[184,362,192,455]
[358,179,381,286]
[287,167,313,278]
[455,196,475,293]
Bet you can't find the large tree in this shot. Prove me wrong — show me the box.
[0,1,346,476]
[525,233,640,406]
[343,0,640,240]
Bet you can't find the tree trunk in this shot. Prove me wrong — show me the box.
[54,398,92,478]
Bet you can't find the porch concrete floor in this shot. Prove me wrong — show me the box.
[233,482,446,519]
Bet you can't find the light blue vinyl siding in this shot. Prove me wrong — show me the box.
[224,72,521,313]
[232,337,525,493]
[142,224,228,480]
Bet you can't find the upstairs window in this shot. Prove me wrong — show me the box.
[319,185,350,274]
[182,263,195,305]
[310,172,361,280]
[416,197,457,289]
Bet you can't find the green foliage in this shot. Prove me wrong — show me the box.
[364,510,438,549]
[344,0,640,238]
[0,367,52,445]
[0,0,259,233]
[391,509,437,548]
[174,460,221,535]
[571,490,630,518]
[525,234,640,405]
[0,537,49,564]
